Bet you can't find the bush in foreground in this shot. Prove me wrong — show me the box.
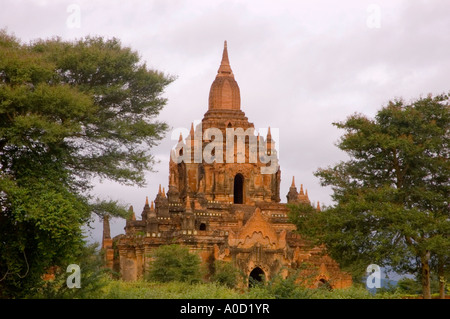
[147,245,202,284]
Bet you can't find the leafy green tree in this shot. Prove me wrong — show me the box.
[147,245,202,284]
[0,31,173,297]
[289,94,449,299]
[210,260,241,288]
[395,277,422,295]
[26,243,109,299]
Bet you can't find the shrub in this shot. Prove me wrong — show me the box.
[147,245,201,284]
[210,260,241,288]
[26,243,109,299]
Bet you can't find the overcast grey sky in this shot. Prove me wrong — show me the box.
[1,0,449,244]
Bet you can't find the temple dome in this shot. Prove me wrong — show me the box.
[208,41,241,110]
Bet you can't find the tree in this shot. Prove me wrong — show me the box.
[289,94,449,299]
[210,260,241,288]
[26,243,109,299]
[147,244,202,284]
[0,31,173,297]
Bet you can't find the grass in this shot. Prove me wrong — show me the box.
[90,279,405,299]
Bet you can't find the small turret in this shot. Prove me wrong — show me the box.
[266,127,272,155]
[129,205,136,221]
[286,176,299,203]
[102,214,111,250]
[141,197,150,221]
[297,184,310,204]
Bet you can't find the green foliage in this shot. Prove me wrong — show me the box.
[147,245,202,284]
[26,243,109,299]
[96,279,391,299]
[394,278,422,295]
[264,273,313,299]
[210,260,241,288]
[0,30,172,297]
[289,93,450,297]
[103,280,242,299]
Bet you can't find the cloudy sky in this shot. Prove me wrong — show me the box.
[1,0,449,244]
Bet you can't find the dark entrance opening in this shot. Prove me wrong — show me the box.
[199,223,206,231]
[234,174,244,204]
[318,278,332,291]
[249,267,265,287]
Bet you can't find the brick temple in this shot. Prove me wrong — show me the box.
[102,41,352,289]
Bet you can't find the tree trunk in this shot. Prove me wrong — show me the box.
[438,258,445,299]
[421,252,431,299]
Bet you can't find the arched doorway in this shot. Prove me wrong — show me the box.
[318,278,332,291]
[199,223,206,231]
[249,267,265,287]
[234,174,244,204]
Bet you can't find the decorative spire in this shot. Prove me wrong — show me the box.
[208,41,241,111]
[189,122,195,140]
[102,214,111,240]
[286,176,299,204]
[162,187,166,198]
[151,201,154,210]
[158,184,162,195]
[217,40,233,76]
[317,201,321,211]
[178,132,183,143]
[129,205,136,221]
[266,127,273,154]
[145,196,149,206]
[297,184,311,204]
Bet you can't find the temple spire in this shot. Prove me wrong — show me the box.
[217,40,233,76]
[208,41,240,110]
[266,127,273,154]
[190,122,194,137]
[129,205,136,221]
[291,176,295,188]
[102,214,111,240]
[145,196,149,206]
